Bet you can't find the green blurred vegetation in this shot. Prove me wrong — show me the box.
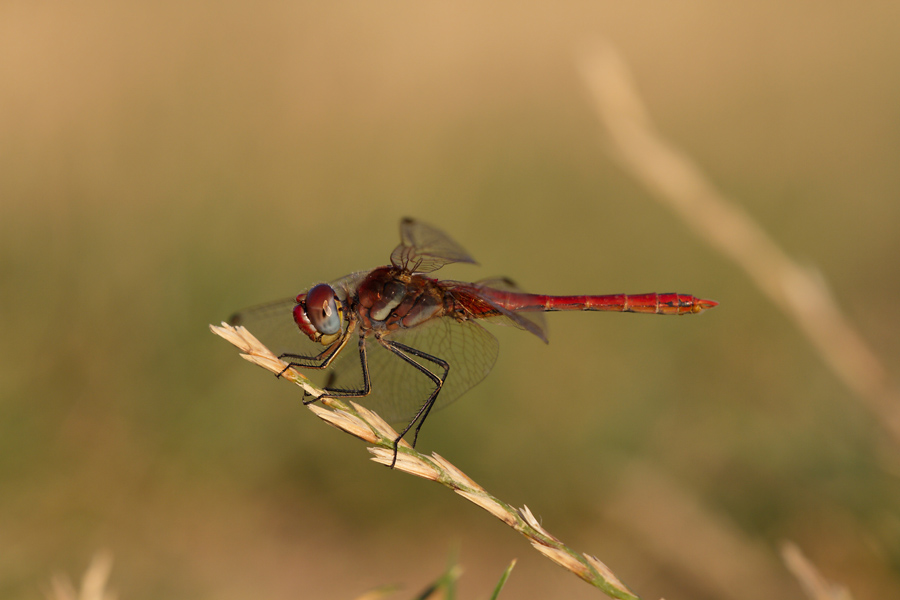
[2,2,899,599]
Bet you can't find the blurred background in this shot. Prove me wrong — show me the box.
[2,2,899,599]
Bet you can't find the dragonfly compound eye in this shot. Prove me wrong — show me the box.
[305,284,342,336]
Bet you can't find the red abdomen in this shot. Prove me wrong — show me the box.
[479,289,717,316]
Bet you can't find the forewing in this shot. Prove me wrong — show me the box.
[229,297,323,360]
[389,218,477,273]
[227,271,370,387]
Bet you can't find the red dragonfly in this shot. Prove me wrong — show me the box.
[231,218,717,466]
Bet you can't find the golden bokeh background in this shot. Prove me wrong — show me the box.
[2,2,899,599]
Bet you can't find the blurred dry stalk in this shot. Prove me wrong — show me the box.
[604,463,796,600]
[579,41,900,449]
[352,588,399,600]
[211,323,641,600]
[352,583,406,600]
[45,552,116,600]
[781,542,854,600]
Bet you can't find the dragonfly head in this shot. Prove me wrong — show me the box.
[294,283,344,345]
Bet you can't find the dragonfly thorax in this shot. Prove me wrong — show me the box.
[355,267,446,333]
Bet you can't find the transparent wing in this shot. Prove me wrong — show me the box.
[389,218,477,273]
[227,272,370,388]
[436,279,548,343]
[229,297,323,359]
[230,279,500,424]
[325,316,499,424]
[473,277,548,342]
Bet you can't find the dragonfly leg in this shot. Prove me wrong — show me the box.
[279,327,354,377]
[301,333,371,405]
[379,339,450,468]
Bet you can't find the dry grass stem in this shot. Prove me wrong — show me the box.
[431,452,486,492]
[584,554,632,594]
[781,542,854,600]
[369,447,442,480]
[212,322,642,599]
[531,542,592,579]
[45,551,116,600]
[308,403,380,444]
[519,504,557,541]
[579,41,900,448]
[351,587,399,600]
[209,323,322,397]
[352,401,414,449]
[456,490,517,527]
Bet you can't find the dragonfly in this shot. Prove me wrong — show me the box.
[231,218,717,467]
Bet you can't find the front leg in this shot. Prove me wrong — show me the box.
[278,323,355,376]
[302,333,371,405]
